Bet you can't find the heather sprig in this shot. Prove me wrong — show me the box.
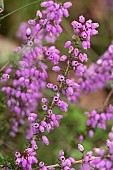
[2,0,113,170]
[14,13,98,169]
[1,0,73,137]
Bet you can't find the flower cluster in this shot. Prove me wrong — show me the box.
[15,148,38,169]
[27,110,63,140]
[46,16,100,104]
[41,1,72,42]
[75,42,113,142]
[59,150,75,170]
[13,13,98,168]
[38,151,75,170]
[82,105,113,138]
[17,0,72,44]
[79,127,113,169]
[44,46,60,65]
[80,41,113,93]
[14,13,98,169]
[72,15,99,50]
[1,0,73,136]
[1,47,48,136]
[0,0,102,170]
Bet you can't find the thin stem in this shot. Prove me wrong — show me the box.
[49,61,70,109]
[0,62,10,72]
[34,164,60,170]
[31,31,41,41]
[46,163,60,169]
[0,1,42,72]
[17,27,43,55]
[0,0,4,10]
[34,156,109,169]
[102,89,113,111]
[0,1,38,21]
[0,27,43,72]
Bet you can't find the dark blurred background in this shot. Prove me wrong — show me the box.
[0,0,113,169]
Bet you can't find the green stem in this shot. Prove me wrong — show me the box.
[0,27,43,73]
[101,89,113,111]
[0,1,38,21]
[0,0,4,10]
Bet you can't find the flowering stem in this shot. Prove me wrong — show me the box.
[74,155,109,164]
[0,2,43,72]
[36,155,110,169]
[0,155,110,169]
[0,27,43,72]
[49,60,70,109]
[17,27,43,55]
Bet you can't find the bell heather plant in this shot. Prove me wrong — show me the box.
[1,0,113,169]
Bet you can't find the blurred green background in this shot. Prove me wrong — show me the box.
[0,0,113,169]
